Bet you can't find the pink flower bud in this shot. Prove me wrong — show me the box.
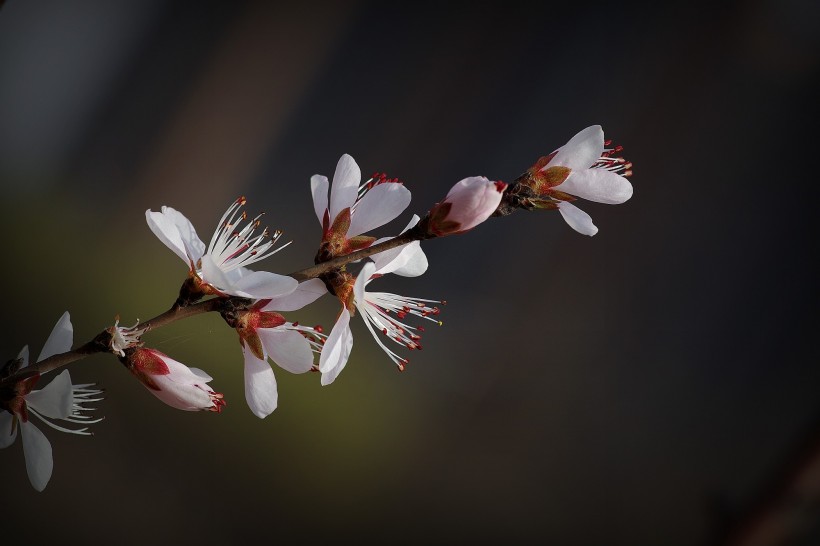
[123,348,225,412]
[427,176,507,236]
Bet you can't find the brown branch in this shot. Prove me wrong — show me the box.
[2,225,430,384]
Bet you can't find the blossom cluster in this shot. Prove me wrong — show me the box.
[1,125,632,491]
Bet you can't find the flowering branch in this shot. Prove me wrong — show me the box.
[1,124,634,491]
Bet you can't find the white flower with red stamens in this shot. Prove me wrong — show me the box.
[146,197,298,299]
[0,312,103,492]
[319,216,436,385]
[234,279,327,418]
[310,154,412,255]
[122,348,225,412]
[529,125,633,236]
[426,176,508,236]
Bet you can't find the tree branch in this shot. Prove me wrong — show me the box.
[2,225,429,384]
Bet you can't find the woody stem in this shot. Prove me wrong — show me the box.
[3,225,430,383]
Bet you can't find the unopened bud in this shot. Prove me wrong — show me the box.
[426,177,507,236]
[121,348,225,412]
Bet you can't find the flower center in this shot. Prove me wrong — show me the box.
[358,292,444,371]
[593,141,633,177]
[207,197,288,272]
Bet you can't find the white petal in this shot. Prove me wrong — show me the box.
[310,174,329,225]
[17,345,29,369]
[37,312,73,363]
[557,201,598,236]
[188,367,213,382]
[145,207,204,265]
[328,154,361,220]
[348,183,412,237]
[162,206,206,262]
[354,262,376,304]
[20,421,53,492]
[370,215,428,277]
[258,328,314,374]
[25,370,73,419]
[548,125,605,171]
[392,243,428,277]
[261,278,327,312]
[319,308,352,381]
[0,411,17,449]
[242,344,278,418]
[378,241,428,278]
[199,253,236,291]
[223,271,298,299]
[555,169,633,204]
[321,327,353,387]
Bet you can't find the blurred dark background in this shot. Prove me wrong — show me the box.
[1,1,819,544]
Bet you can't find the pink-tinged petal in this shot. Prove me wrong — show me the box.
[17,345,29,369]
[0,411,17,449]
[310,174,329,225]
[319,308,352,384]
[548,125,604,171]
[433,177,506,234]
[258,328,314,374]
[241,343,278,418]
[37,312,72,363]
[261,278,327,312]
[329,154,361,220]
[20,421,52,492]
[555,169,633,204]
[223,271,299,300]
[132,350,219,411]
[557,201,598,236]
[25,370,73,419]
[348,183,412,237]
[146,207,205,265]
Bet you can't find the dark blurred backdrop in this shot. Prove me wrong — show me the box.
[1,1,819,544]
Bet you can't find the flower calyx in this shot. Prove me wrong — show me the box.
[0,371,40,421]
[231,306,287,360]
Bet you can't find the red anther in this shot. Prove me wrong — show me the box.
[441,300,448,306]
[418,326,425,332]
[314,325,324,333]
[604,139,612,146]
[372,172,380,178]
[417,344,423,350]
[624,170,633,177]
[614,145,624,152]
[397,312,407,319]
[494,181,508,192]
[397,362,406,372]
[291,321,299,327]
[382,328,388,335]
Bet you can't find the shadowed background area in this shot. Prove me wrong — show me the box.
[1,1,819,544]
